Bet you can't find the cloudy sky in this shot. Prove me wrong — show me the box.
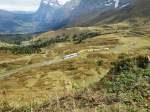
[0,0,41,11]
[0,0,71,12]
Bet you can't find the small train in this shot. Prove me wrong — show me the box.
[63,53,79,59]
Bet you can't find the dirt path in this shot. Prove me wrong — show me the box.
[0,52,81,80]
[0,59,63,79]
[0,48,108,80]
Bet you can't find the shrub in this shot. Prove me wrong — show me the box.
[136,55,149,69]
[109,55,150,75]
[96,59,103,66]
[110,57,135,75]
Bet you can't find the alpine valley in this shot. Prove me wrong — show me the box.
[0,0,150,112]
[0,0,133,33]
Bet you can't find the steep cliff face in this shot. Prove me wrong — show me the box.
[35,0,61,22]
[33,0,79,31]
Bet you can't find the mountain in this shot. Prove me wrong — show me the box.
[0,9,35,34]
[33,0,80,31]
[33,0,66,31]
[94,0,150,26]
[0,10,18,33]
[66,0,133,26]
[0,0,139,33]
[0,0,79,33]
[0,1,150,111]
[34,0,133,30]
[34,0,61,24]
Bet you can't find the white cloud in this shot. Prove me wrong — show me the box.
[0,0,72,11]
[0,0,41,11]
[0,4,39,12]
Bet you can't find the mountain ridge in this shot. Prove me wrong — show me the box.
[0,0,149,34]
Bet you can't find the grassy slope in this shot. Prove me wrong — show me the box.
[34,56,150,112]
[0,0,150,110]
[1,54,149,112]
[0,24,149,110]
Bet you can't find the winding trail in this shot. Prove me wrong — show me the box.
[0,48,107,80]
[0,59,63,80]
[0,53,81,80]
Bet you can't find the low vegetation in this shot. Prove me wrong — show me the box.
[0,46,41,54]
[0,34,35,45]
[35,55,149,112]
[0,31,101,54]
[0,54,149,112]
[0,25,149,111]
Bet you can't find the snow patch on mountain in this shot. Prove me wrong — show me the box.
[42,0,71,6]
[120,3,130,9]
[105,2,113,7]
[58,0,71,5]
[43,0,49,5]
[114,0,120,8]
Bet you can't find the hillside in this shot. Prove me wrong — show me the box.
[0,10,34,34]
[67,0,150,28]
[0,0,137,33]
[65,0,131,27]
[96,0,150,26]
[0,0,149,34]
[0,24,150,111]
[0,0,149,111]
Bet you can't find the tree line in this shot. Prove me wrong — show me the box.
[0,31,101,54]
